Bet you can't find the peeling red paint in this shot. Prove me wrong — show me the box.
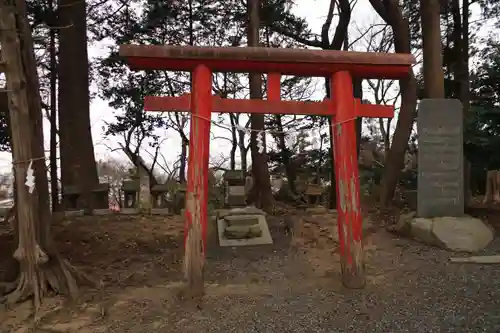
[331,71,365,288]
[119,44,413,291]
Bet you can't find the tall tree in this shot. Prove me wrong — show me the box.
[0,0,90,307]
[246,0,274,210]
[58,0,99,210]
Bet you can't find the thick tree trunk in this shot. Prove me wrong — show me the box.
[0,93,18,284]
[246,0,274,211]
[0,0,92,308]
[58,0,99,210]
[420,0,445,98]
[369,0,419,206]
[380,75,418,205]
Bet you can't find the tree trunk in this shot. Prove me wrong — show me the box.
[369,0,419,206]
[58,0,99,211]
[0,0,92,308]
[229,115,237,170]
[49,0,58,212]
[238,129,248,172]
[380,75,418,205]
[460,0,469,111]
[325,80,337,209]
[0,93,18,284]
[453,0,471,206]
[179,138,187,183]
[420,0,445,98]
[345,35,363,156]
[323,0,351,209]
[461,0,471,206]
[353,79,363,155]
[275,114,297,193]
[246,0,274,211]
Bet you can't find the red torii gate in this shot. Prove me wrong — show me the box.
[119,45,415,294]
[143,94,394,118]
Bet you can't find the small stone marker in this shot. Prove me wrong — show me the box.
[122,180,139,208]
[223,170,247,207]
[305,184,323,205]
[151,183,170,208]
[138,168,151,213]
[244,175,253,195]
[417,99,464,218]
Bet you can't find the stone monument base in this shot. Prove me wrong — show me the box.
[390,212,494,252]
[217,208,273,247]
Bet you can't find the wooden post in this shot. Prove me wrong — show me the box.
[183,64,212,297]
[331,71,365,289]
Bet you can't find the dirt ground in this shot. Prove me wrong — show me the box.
[0,202,499,333]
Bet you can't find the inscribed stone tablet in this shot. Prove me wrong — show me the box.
[417,99,464,217]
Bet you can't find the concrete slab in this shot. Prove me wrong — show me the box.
[93,209,114,216]
[151,208,170,215]
[217,206,266,219]
[225,215,260,226]
[120,208,139,215]
[64,210,84,217]
[217,214,273,247]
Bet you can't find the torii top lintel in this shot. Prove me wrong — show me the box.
[119,45,415,79]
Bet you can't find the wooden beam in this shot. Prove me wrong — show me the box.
[144,94,394,118]
[120,45,415,79]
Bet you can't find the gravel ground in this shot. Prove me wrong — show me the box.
[178,237,500,333]
[101,219,500,333]
[2,213,499,333]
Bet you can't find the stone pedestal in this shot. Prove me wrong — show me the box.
[122,180,139,208]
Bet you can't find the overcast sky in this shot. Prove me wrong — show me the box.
[0,0,489,176]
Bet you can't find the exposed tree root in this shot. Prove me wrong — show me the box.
[3,255,96,310]
[0,280,18,295]
[1,209,95,309]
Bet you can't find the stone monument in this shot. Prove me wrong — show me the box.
[389,100,493,253]
[223,170,246,207]
[417,99,464,217]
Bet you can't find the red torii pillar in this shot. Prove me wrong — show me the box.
[119,45,415,294]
